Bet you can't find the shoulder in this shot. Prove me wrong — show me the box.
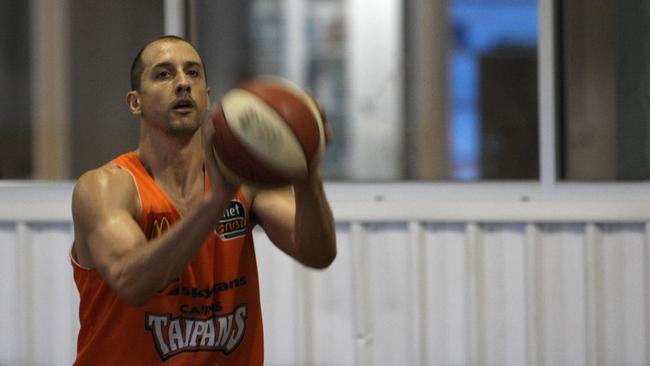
[72,162,139,221]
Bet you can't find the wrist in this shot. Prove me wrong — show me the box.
[293,170,323,193]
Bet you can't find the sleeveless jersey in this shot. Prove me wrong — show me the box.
[72,152,264,365]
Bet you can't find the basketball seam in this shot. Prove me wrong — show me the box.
[239,81,322,160]
[221,90,308,177]
[212,105,293,186]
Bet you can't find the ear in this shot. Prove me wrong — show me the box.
[126,90,142,116]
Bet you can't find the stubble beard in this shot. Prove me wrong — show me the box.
[167,118,201,136]
[143,109,202,137]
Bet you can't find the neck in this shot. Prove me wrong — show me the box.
[136,125,204,194]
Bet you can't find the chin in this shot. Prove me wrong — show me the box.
[167,120,200,136]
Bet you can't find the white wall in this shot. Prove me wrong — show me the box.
[1,183,650,365]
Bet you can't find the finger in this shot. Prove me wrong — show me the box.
[324,123,332,146]
[313,99,332,146]
[203,109,242,194]
[201,116,220,182]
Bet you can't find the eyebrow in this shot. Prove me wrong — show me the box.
[150,61,203,71]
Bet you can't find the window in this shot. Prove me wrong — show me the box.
[449,0,538,180]
[0,0,31,178]
[69,1,162,178]
[197,0,540,181]
[5,0,648,185]
[196,0,351,179]
[560,0,650,180]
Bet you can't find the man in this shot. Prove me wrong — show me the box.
[70,35,336,365]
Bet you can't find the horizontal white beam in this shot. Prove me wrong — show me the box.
[2,182,650,223]
[324,182,650,202]
[331,201,650,223]
[164,0,185,37]
[0,181,74,222]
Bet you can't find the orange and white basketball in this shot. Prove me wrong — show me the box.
[211,77,325,187]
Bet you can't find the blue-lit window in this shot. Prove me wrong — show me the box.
[450,0,538,180]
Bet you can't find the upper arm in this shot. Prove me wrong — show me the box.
[247,186,297,256]
[72,166,147,285]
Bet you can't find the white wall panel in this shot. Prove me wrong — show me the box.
[253,227,301,365]
[255,223,358,366]
[422,223,468,365]
[479,224,527,366]
[309,223,355,366]
[539,224,588,366]
[28,224,78,366]
[599,224,646,366]
[363,223,411,366]
[2,183,650,366]
[0,223,76,366]
[0,224,21,365]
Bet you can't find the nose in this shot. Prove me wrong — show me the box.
[175,72,191,94]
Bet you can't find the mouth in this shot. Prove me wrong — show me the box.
[171,98,196,113]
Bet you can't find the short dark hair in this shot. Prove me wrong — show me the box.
[129,35,207,91]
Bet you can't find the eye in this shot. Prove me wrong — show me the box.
[155,70,172,80]
[187,69,200,77]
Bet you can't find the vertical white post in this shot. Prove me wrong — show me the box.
[584,223,603,365]
[465,222,482,364]
[346,0,404,179]
[164,0,186,37]
[538,0,558,190]
[407,221,425,365]
[15,223,32,363]
[284,0,307,86]
[68,222,80,355]
[293,265,313,364]
[524,223,543,366]
[351,222,372,366]
[30,0,70,179]
[645,222,650,365]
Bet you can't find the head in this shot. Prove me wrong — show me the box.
[126,36,211,136]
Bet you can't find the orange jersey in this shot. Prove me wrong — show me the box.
[72,152,264,365]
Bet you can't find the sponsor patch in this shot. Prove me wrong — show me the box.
[148,213,173,239]
[214,200,247,240]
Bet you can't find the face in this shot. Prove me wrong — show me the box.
[127,40,210,136]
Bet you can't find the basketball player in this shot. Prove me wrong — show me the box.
[70,36,336,365]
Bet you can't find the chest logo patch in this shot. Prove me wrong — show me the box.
[149,214,172,239]
[214,200,247,240]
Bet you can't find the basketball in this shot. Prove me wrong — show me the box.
[210,77,326,187]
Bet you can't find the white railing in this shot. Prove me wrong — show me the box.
[1,182,650,366]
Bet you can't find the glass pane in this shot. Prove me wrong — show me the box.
[449,0,539,180]
[196,1,255,101]
[250,0,349,179]
[0,0,31,178]
[304,1,347,179]
[195,0,539,181]
[196,0,348,179]
[69,1,163,178]
[560,0,650,180]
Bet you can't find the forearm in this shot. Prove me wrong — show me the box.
[111,196,228,306]
[292,174,337,268]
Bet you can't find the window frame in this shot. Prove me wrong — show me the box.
[169,0,650,203]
